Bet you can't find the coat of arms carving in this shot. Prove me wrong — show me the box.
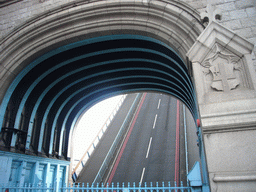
[202,44,244,92]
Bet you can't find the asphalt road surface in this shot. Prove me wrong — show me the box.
[107,93,181,185]
[78,92,200,186]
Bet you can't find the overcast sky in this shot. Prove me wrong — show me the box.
[73,95,124,160]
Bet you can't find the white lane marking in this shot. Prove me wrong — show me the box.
[153,114,158,129]
[146,137,152,158]
[140,167,145,184]
[157,99,161,109]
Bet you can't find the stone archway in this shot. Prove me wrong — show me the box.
[1,0,256,191]
[0,0,206,188]
[0,0,204,156]
[0,0,204,102]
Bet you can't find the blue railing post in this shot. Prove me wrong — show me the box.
[96,182,99,192]
[128,182,131,192]
[106,182,109,192]
[180,181,184,192]
[112,182,114,192]
[168,182,171,192]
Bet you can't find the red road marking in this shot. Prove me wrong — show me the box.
[106,93,147,184]
[174,100,180,187]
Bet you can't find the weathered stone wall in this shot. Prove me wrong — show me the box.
[186,0,256,71]
[187,20,256,191]
[0,0,256,43]
[186,0,256,44]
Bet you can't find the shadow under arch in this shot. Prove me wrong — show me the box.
[0,35,199,159]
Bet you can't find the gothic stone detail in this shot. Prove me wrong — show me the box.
[201,43,249,93]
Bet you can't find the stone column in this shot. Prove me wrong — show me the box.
[187,21,256,191]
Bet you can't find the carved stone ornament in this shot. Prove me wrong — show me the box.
[202,44,244,92]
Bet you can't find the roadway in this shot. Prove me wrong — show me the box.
[105,93,183,185]
[77,92,200,186]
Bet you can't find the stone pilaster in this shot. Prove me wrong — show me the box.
[187,21,256,191]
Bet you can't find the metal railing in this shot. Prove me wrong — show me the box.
[0,181,192,192]
[72,95,127,182]
[62,181,192,192]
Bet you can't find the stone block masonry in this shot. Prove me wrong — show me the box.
[0,0,255,44]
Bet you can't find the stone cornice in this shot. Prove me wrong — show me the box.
[187,21,254,63]
[202,121,256,134]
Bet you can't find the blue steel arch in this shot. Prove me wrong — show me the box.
[50,63,197,157]
[61,82,196,158]
[15,50,194,139]
[0,35,192,129]
[55,75,194,156]
[24,59,195,154]
[52,74,195,157]
[0,35,198,158]
[7,49,195,138]
[37,67,193,154]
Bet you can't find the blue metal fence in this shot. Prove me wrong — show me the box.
[61,182,192,192]
[1,182,193,192]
